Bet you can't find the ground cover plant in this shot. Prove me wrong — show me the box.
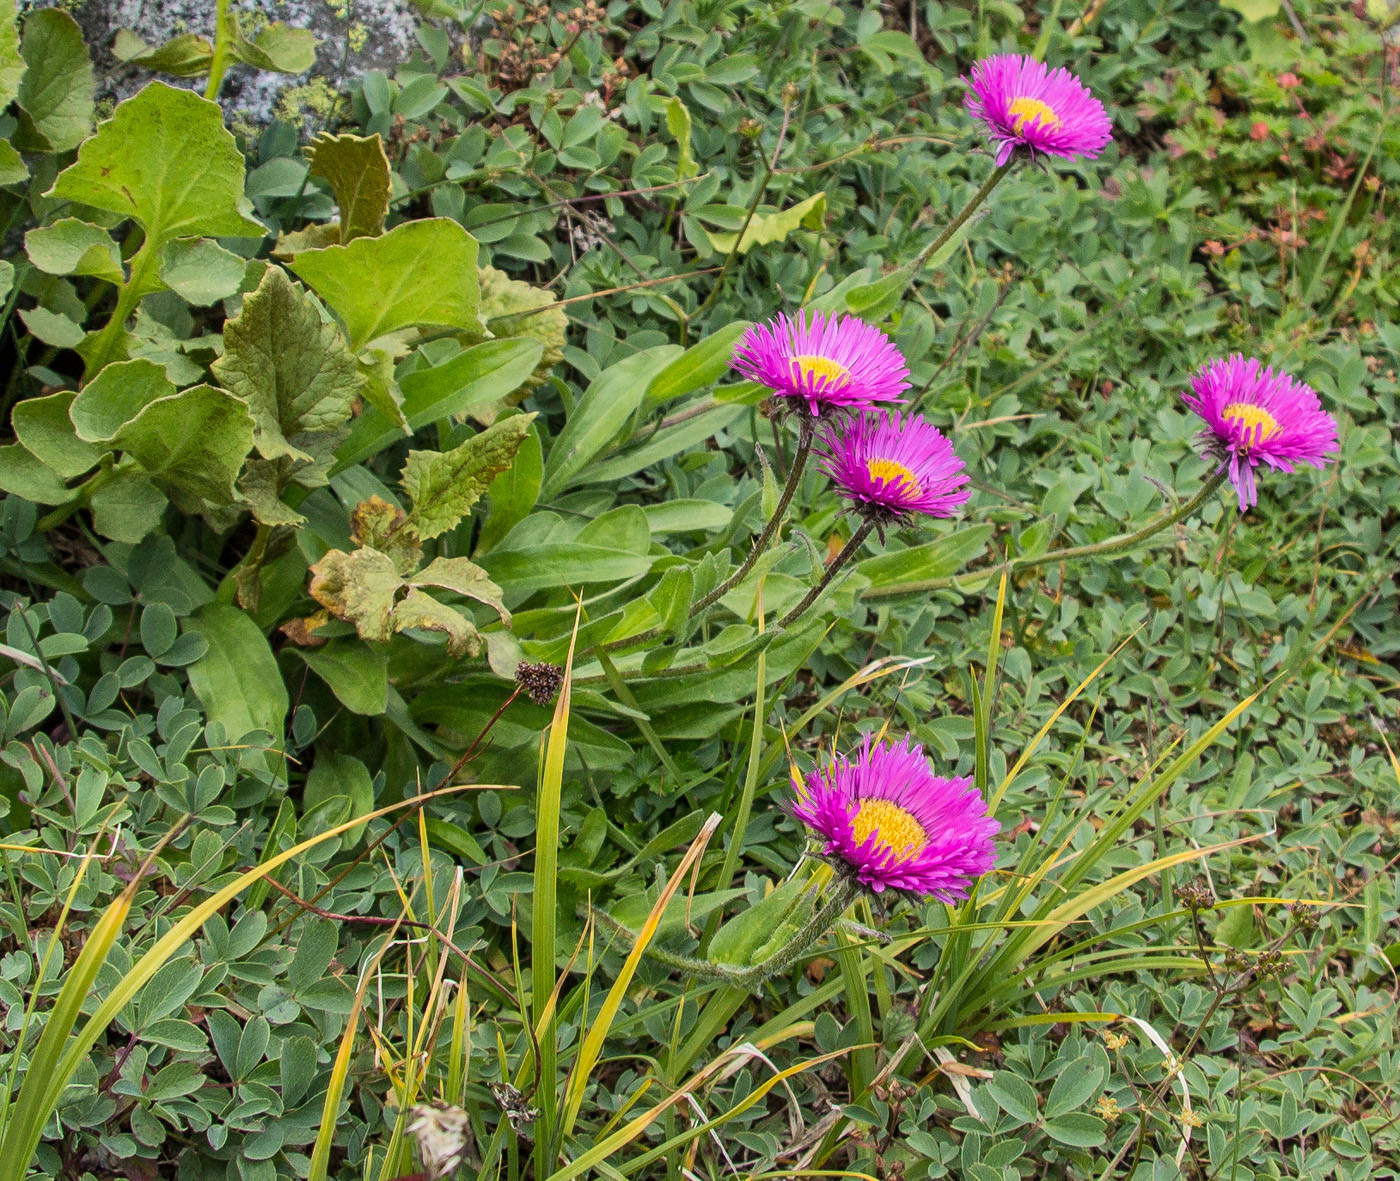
[0,0,1396,1177]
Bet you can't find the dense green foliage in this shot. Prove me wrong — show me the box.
[0,0,1396,1177]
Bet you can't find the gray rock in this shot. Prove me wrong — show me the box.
[28,0,428,127]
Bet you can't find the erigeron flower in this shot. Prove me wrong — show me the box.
[790,734,998,899]
[731,311,910,417]
[963,54,1112,167]
[820,410,970,533]
[1181,354,1339,510]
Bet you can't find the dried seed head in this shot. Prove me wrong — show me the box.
[515,661,564,705]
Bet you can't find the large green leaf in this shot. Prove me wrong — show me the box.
[112,386,255,512]
[212,266,361,463]
[47,81,265,245]
[306,132,391,242]
[644,321,751,407]
[0,0,22,111]
[412,556,509,625]
[112,29,214,76]
[289,218,481,350]
[14,9,92,152]
[296,643,389,716]
[703,191,826,256]
[856,524,995,587]
[69,359,175,442]
[476,421,541,554]
[233,22,317,73]
[0,443,74,504]
[401,413,536,540]
[157,239,246,305]
[10,391,104,480]
[186,604,289,748]
[25,219,123,285]
[540,347,681,500]
[90,474,167,544]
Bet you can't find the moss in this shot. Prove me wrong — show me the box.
[347,21,368,52]
[273,77,348,127]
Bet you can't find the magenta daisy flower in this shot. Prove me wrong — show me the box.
[963,54,1112,167]
[730,311,910,417]
[820,410,970,531]
[1181,355,1339,511]
[790,734,998,900]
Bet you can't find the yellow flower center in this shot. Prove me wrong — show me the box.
[1009,96,1061,133]
[792,354,850,387]
[865,457,922,495]
[1221,401,1281,443]
[851,798,927,857]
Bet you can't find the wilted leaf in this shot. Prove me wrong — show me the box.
[307,132,391,242]
[25,219,123,284]
[158,238,246,305]
[411,556,509,624]
[112,29,214,75]
[704,191,826,255]
[349,496,421,574]
[308,547,402,643]
[212,266,361,463]
[15,9,93,152]
[391,589,481,657]
[47,81,265,246]
[401,413,535,540]
[271,221,342,258]
[478,266,565,396]
[237,459,306,526]
[665,95,698,180]
[289,217,481,350]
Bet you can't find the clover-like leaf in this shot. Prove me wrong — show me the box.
[401,413,535,540]
[15,9,93,152]
[212,266,361,463]
[307,132,391,243]
[289,218,481,351]
[48,81,265,248]
[25,219,124,285]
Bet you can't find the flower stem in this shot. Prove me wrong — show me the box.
[691,414,817,614]
[778,518,875,628]
[205,0,237,102]
[911,159,1017,274]
[863,468,1230,603]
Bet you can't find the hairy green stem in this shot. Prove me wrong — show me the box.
[778,517,875,628]
[911,159,1016,274]
[205,0,237,101]
[693,415,816,614]
[865,468,1230,603]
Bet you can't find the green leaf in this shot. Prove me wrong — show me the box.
[1220,0,1281,20]
[644,320,751,407]
[401,412,536,540]
[479,544,653,596]
[332,338,543,473]
[856,524,994,587]
[540,347,681,500]
[15,9,93,152]
[411,556,509,624]
[1042,1113,1107,1148]
[984,1071,1039,1127]
[69,358,175,443]
[302,752,374,842]
[665,95,698,180]
[1043,1056,1107,1120]
[233,23,317,74]
[296,643,389,716]
[47,81,265,245]
[0,442,75,504]
[158,239,247,305]
[709,875,812,967]
[704,191,826,256]
[306,132,391,242]
[25,219,123,285]
[289,217,481,350]
[477,420,541,554]
[112,29,214,76]
[89,474,167,544]
[10,391,103,480]
[0,0,23,111]
[0,260,12,303]
[18,307,85,349]
[212,265,361,463]
[0,141,25,185]
[237,459,308,526]
[185,603,289,747]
